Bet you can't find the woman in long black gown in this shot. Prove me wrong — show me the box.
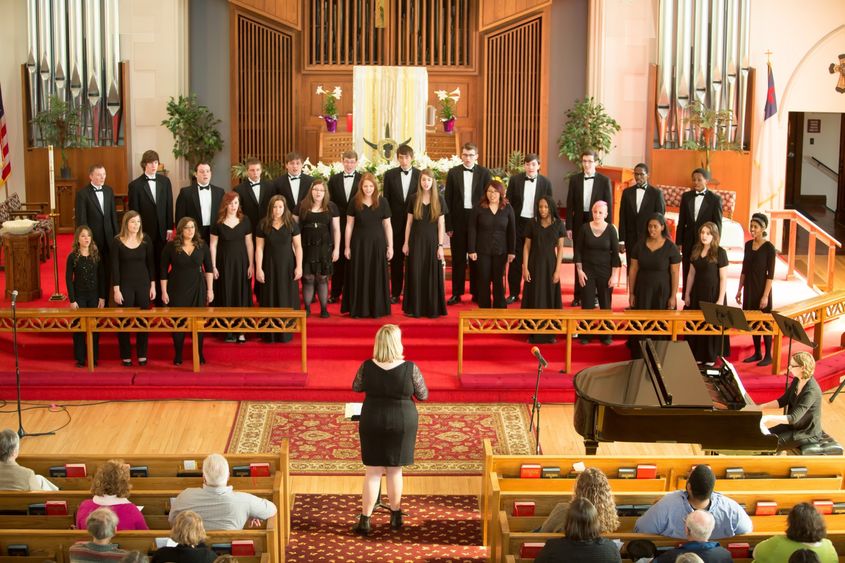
[296,181,339,318]
[626,213,681,357]
[735,212,776,366]
[574,200,621,345]
[342,173,392,318]
[522,195,564,343]
[401,168,447,318]
[684,221,730,363]
[111,211,156,367]
[351,324,428,535]
[210,191,253,343]
[161,217,214,365]
[468,179,516,309]
[66,226,105,367]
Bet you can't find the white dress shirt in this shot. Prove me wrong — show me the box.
[289,176,301,203]
[250,181,261,203]
[636,184,646,212]
[146,176,157,204]
[198,185,212,226]
[462,169,474,209]
[92,185,105,212]
[400,168,412,200]
[343,174,355,201]
[520,177,537,219]
[693,189,707,220]
[582,177,594,212]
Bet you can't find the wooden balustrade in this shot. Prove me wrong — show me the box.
[768,209,842,291]
[0,307,306,374]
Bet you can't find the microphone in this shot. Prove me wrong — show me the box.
[10,290,18,305]
[531,346,548,368]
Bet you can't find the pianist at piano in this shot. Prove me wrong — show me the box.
[759,352,823,451]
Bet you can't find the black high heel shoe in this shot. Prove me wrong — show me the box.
[122,359,132,367]
[390,509,403,530]
[352,514,371,535]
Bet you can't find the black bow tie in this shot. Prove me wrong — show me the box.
[463,167,475,173]
[584,176,595,180]
[401,169,410,176]
[695,191,705,197]
[290,176,300,181]
[92,187,103,193]
[198,185,210,191]
[146,176,156,182]
[526,177,536,183]
[344,174,355,179]
[636,185,646,190]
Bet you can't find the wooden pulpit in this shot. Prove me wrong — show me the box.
[3,231,42,302]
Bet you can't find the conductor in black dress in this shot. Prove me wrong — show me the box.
[383,144,419,304]
[274,151,313,213]
[676,168,722,294]
[352,324,428,536]
[445,142,491,305]
[618,163,665,256]
[75,164,119,293]
[128,149,173,304]
[234,158,274,302]
[566,150,613,306]
[175,162,224,243]
[327,151,361,304]
[506,153,553,304]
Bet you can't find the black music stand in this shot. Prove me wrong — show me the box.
[771,313,819,406]
[699,302,749,359]
[529,353,545,455]
[346,403,391,515]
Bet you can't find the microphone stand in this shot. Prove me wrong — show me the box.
[11,294,55,439]
[529,356,544,455]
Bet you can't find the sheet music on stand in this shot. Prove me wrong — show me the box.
[345,402,363,420]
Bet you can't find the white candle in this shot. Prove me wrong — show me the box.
[48,145,56,210]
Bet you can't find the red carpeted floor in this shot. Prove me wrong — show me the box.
[1,234,841,403]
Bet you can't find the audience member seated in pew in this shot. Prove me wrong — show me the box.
[538,467,620,534]
[0,429,58,491]
[759,352,824,452]
[789,549,822,563]
[76,459,148,531]
[69,507,128,562]
[535,498,622,563]
[752,503,839,563]
[152,510,217,563]
[634,464,751,539]
[169,454,277,530]
[675,554,705,563]
[652,510,732,563]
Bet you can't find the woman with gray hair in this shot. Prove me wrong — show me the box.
[0,429,57,491]
[352,324,428,535]
[68,507,128,561]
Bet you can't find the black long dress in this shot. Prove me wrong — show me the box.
[161,242,213,361]
[627,238,681,358]
[353,360,429,466]
[686,247,730,362]
[111,235,155,361]
[522,219,564,310]
[574,223,621,310]
[211,218,252,308]
[402,194,448,318]
[342,197,391,318]
[740,240,775,312]
[298,203,339,276]
[257,220,301,343]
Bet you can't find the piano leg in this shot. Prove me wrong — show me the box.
[584,440,599,455]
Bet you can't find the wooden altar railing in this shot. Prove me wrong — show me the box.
[768,209,842,291]
[0,307,306,374]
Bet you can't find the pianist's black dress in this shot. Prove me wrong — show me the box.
[686,247,730,363]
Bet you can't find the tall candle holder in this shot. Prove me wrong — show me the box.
[46,146,65,301]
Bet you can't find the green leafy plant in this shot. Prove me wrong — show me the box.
[316,85,342,119]
[161,94,224,171]
[32,94,85,177]
[434,87,461,121]
[557,97,621,164]
[686,100,735,171]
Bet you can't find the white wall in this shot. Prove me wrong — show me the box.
[799,112,841,209]
[0,0,31,199]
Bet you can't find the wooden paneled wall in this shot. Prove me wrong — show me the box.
[229,0,301,29]
[479,0,551,31]
[230,8,296,166]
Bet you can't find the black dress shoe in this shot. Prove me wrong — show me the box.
[327,296,337,304]
[199,355,207,365]
[138,358,148,366]
[75,361,84,368]
[390,296,400,304]
[757,357,773,367]
[173,358,183,366]
[571,298,581,307]
[743,354,762,363]
[447,296,461,305]
[122,359,133,367]
[505,295,518,305]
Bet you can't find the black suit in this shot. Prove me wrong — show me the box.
[676,188,723,293]
[445,164,492,299]
[75,183,119,292]
[128,173,174,297]
[383,167,420,299]
[566,172,613,302]
[506,172,553,299]
[234,179,276,301]
[327,171,361,300]
[275,174,314,213]
[174,183,225,243]
[618,183,666,251]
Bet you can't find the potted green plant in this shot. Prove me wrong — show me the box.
[683,100,735,172]
[32,94,84,179]
[161,94,224,171]
[557,97,621,165]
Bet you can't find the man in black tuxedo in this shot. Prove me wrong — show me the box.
[175,161,225,243]
[327,150,361,304]
[676,167,723,294]
[505,153,553,304]
[566,150,613,306]
[234,158,275,301]
[128,149,174,301]
[75,164,119,292]
[382,144,420,303]
[445,142,491,304]
[275,151,313,213]
[618,163,666,256]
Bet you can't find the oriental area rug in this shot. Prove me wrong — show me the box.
[285,494,486,562]
[226,401,534,475]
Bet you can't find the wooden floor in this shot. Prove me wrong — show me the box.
[2,393,844,496]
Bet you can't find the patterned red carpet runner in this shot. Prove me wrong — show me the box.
[226,401,534,474]
[286,494,487,562]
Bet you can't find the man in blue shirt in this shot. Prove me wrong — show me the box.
[634,464,752,539]
[653,510,734,562]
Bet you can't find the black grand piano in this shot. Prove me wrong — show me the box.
[573,339,778,455]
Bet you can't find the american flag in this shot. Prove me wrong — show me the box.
[0,84,11,186]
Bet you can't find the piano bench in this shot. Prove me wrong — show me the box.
[798,432,844,456]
